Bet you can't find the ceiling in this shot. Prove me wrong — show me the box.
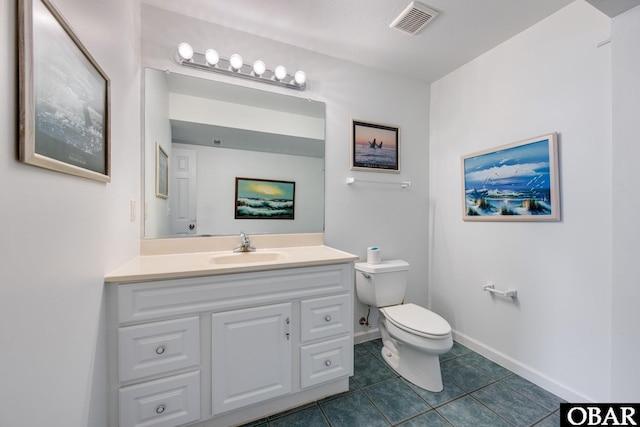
[141,0,638,83]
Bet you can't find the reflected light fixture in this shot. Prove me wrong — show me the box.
[174,42,307,90]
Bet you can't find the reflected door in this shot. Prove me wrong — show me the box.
[170,148,197,235]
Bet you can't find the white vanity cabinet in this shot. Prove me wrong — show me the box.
[107,262,354,427]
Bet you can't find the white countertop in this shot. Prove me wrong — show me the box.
[106,237,358,283]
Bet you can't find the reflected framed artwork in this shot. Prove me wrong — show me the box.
[461,133,560,221]
[156,143,168,199]
[235,178,295,220]
[351,119,400,173]
[18,0,110,182]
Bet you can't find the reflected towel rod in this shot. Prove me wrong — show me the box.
[346,176,411,188]
[483,284,517,298]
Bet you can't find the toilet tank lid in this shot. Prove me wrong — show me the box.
[355,260,409,273]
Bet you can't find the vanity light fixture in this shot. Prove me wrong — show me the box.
[177,42,194,61]
[273,65,287,81]
[204,49,219,66]
[174,42,307,90]
[228,53,243,71]
[252,60,266,76]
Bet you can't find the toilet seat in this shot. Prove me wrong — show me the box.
[381,303,451,339]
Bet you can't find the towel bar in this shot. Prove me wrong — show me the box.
[346,176,411,188]
[483,284,517,298]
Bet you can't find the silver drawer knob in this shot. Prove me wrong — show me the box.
[156,404,165,414]
[325,360,332,367]
[155,345,165,355]
[324,315,332,322]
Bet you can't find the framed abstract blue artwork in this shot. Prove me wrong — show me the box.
[461,133,560,221]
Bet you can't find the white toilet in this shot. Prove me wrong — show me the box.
[355,260,453,392]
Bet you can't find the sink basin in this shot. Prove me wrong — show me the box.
[210,251,287,265]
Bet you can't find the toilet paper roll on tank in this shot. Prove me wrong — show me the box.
[367,247,381,264]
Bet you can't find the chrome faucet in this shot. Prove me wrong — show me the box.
[234,232,255,253]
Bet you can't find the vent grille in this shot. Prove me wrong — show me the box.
[390,1,439,35]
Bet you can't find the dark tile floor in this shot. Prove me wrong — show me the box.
[241,339,565,427]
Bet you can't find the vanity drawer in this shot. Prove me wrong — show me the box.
[118,316,200,382]
[301,293,350,342]
[119,370,200,427]
[300,335,353,389]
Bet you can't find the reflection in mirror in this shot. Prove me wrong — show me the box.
[144,68,325,239]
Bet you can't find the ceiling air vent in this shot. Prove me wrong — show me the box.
[390,1,439,35]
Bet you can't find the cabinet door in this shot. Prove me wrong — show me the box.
[211,303,292,415]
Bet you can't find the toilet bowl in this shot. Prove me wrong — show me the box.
[379,303,452,391]
[355,261,452,392]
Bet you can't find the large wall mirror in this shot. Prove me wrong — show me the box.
[144,68,325,239]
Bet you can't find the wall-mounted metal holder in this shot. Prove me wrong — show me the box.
[346,176,411,188]
[483,284,517,298]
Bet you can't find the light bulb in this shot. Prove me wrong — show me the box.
[229,54,243,71]
[252,60,266,76]
[274,65,287,81]
[294,70,306,86]
[177,42,194,61]
[204,49,219,66]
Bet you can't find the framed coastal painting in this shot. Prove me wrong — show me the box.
[461,133,560,221]
[156,143,168,199]
[18,0,111,182]
[351,119,400,173]
[235,178,295,220]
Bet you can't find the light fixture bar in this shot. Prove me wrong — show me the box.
[175,45,306,91]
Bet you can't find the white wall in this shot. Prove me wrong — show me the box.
[0,1,141,426]
[611,4,640,401]
[429,1,612,402]
[141,5,432,336]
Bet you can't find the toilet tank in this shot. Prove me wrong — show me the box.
[355,260,409,307]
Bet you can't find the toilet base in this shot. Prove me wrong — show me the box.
[378,316,451,393]
[380,344,444,392]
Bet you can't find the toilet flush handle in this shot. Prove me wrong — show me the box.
[360,272,371,279]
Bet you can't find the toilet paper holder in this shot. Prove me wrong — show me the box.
[482,284,517,299]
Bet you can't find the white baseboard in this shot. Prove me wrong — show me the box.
[452,330,594,403]
[354,328,381,345]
